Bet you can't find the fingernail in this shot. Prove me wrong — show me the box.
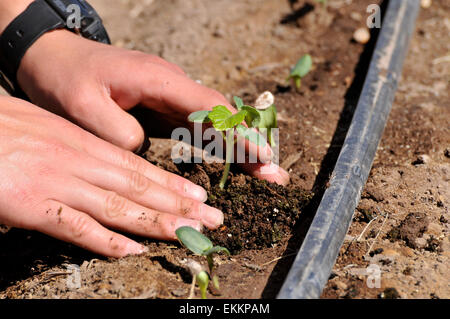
[274,166,290,185]
[126,242,149,256]
[259,163,290,185]
[259,145,273,164]
[258,162,279,175]
[201,205,224,229]
[185,183,208,202]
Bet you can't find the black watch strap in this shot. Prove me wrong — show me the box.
[0,0,65,84]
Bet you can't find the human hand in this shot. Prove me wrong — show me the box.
[17,30,290,185]
[0,96,224,257]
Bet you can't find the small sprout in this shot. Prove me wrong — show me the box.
[188,98,271,188]
[287,54,312,89]
[353,27,370,44]
[233,96,244,110]
[183,259,209,299]
[188,110,211,123]
[176,226,229,271]
[176,226,230,299]
[196,271,210,299]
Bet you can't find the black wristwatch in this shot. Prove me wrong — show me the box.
[0,0,110,99]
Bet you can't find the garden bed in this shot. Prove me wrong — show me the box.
[1,0,448,299]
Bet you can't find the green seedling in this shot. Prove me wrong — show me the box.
[176,226,230,299]
[188,96,277,188]
[188,96,277,189]
[234,96,278,147]
[196,270,210,299]
[287,54,312,89]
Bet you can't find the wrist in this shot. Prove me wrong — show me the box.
[17,29,84,101]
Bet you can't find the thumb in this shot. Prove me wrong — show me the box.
[72,93,145,152]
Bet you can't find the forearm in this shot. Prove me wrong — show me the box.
[0,0,34,33]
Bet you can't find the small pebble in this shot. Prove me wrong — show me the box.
[171,288,187,297]
[350,12,362,21]
[353,28,370,44]
[421,0,432,9]
[335,281,348,290]
[96,288,109,295]
[415,237,427,249]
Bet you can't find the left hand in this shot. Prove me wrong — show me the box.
[17,30,289,185]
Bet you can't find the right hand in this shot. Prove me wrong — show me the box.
[0,96,224,257]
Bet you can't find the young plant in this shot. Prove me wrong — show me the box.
[176,226,230,299]
[234,96,278,147]
[188,96,274,189]
[287,54,312,89]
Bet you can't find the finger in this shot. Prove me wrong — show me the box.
[69,87,145,151]
[62,127,208,202]
[68,156,223,229]
[49,177,206,239]
[234,127,273,164]
[240,162,290,186]
[136,53,187,77]
[32,200,147,258]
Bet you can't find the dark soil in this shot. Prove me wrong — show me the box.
[167,162,312,254]
[386,212,429,249]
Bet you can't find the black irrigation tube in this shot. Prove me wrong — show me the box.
[277,0,421,299]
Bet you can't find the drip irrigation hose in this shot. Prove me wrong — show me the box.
[277,0,421,299]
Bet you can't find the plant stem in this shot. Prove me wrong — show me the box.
[267,127,273,147]
[295,77,301,89]
[207,254,214,273]
[219,128,234,189]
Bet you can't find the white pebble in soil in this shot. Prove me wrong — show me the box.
[353,28,370,44]
[421,0,432,9]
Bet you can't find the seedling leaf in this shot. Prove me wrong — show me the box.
[257,105,278,129]
[291,54,312,78]
[226,111,247,129]
[233,96,244,110]
[236,124,267,147]
[188,110,211,123]
[208,105,247,131]
[176,226,213,255]
[241,105,261,127]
